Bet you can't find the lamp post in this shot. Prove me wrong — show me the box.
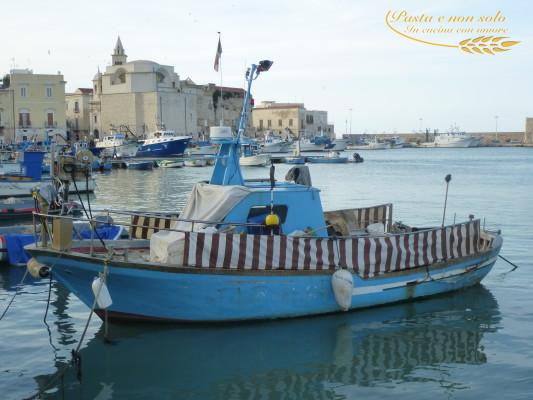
[494,115,499,141]
[349,108,352,135]
[345,119,348,136]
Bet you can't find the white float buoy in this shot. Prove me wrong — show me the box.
[331,269,354,311]
[92,276,113,309]
[27,257,50,278]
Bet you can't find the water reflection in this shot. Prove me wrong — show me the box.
[39,285,500,399]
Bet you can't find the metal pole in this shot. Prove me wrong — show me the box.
[349,108,352,135]
[219,32,223,126]
[442,174,452,227]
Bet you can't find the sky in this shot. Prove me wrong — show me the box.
[1,0,531,135]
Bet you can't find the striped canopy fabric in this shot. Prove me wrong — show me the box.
[324,204,392,235]
[130,214,175,239]
[181,219,481,278]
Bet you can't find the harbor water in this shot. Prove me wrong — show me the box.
[1,147,532,399]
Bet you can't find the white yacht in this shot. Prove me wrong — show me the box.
[92,133,139,158]
[434,130,473,148]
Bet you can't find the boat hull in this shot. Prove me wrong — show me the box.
[240,154,271,167]
[99,143,139,158]
[307,156,348,164]
[0,178,96,198]
[137,137,190,157]
[28,237,501,323]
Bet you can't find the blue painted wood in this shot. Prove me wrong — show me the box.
[34,239,500,322]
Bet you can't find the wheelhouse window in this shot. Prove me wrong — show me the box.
[246,205,289,234]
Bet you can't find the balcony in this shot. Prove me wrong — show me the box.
[18,122,31,128]
[45,121,58,129]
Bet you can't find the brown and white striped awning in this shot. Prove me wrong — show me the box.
[181,219,481,278]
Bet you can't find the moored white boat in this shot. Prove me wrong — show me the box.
[184,158,208,167]
[367,138,390,150]
[434,128,473,148]
[91,133,140,158]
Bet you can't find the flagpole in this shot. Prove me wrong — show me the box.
[219,32,223,126]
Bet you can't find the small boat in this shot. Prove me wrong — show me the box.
[330,138,348,151]
[261,132,292,153]
[26,60,503,323]
[184,158,208,167]
[137,131,191,157]
[125,161,154,170]
[186,142,219,156]
[159,160,184,168]
[307,151,348,164]
[284,139,306,164]
[0,150,96,198]
[291,134,332,152]
[367,138,390,150]
[433,127,473,148]
[91,133,140,158]
[240,140,271,167]
[388,136,405,149]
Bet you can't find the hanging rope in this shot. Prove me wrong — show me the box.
[498,254,520,272]
[24,256,111,399]
[0,269,29,321]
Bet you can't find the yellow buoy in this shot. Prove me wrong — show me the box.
[265,213,280,227]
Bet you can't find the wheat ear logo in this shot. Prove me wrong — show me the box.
[459,36,519,54]
[385,10,521,55]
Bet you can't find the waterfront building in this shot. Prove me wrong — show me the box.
[0,69,66,143]
[89,37,249,140]
[525,118,533,144]
[66,88,93,140]
[251,101,334,139]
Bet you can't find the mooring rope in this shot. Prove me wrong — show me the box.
[24,256,112,399]
[0,268,29,321]
[498,254,520,272]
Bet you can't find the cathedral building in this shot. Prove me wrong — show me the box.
[89,37,250,140]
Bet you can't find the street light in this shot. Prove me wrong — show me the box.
[494,115,499,141]
[349,108,353,135]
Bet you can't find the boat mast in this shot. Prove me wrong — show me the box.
[209,60,273,186]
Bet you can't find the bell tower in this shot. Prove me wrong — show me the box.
[112,36,127,66]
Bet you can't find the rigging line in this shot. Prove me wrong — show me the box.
[498,254,520,272]
[71,171,107,251]
[24,259,109,400]
[0,268,29,321]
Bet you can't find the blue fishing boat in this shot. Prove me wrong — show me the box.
[125,161,154,170]
[26,60,502,323]
[137,131,191,157]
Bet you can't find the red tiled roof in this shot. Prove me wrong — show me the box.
[78,88,93,94]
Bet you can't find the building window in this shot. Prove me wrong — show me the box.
[74,101,79,113]
[20,87,27,97]
[278,119,282,127]
[301,119,304,127]
[46,87,53,97]
[306,115,314,124]
[259,120,263,129]
[46,112,54,128]
[289,119,293,127]
[18,112,30,128]
[267,120,272,128]
[94,115,97,123]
